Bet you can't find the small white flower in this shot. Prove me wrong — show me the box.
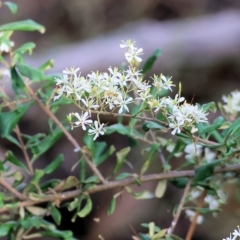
[120,39,134,48]
[125,45,143,63]
[161,74,175,91]
[114,96,133,113]
[63,67,80,76]
[73,112,93,130]
[53,86,65,101]
[55,74,69,85]
[232,226,240,238]
[204,148,216,163]
[0,41,14,53]
[223,234,236,240]
[169,121,182,135]
[81,98,99,111]
[184,143,202,159]
[88,121,105,140]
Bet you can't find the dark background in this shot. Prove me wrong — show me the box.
[1,0,240,239]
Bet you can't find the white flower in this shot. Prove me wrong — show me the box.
[169,121,182,135]
[63,67,80,75]
[204,195,219,210]
[53,86,65,101]
[184,143,202,159]
[73,112,92,130]
[223,234,236,240]
[114,96,133,113]
[88,121,105,140]
[185,209,203,224]
[161,74,175,91]
[204,148,216,163]
[55,74,69,85]
[125,45,143,63]
[81,98,99,111]
[0,41,14,53]
[120,39,134,48]
[232,226,240,238]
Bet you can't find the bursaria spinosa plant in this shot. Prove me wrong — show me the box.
[1,2,240,240]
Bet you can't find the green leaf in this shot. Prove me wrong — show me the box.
[125,187,155,199]
[4,151,28,172]
[152,229,167,239]
[155,179,167,198]
[141,223,161,232]
[68,198,80,211]
[5,135,20,148]
[115,172,132,180]
[21,216,41,229]
[3,2,18,14]
[199,123,223,137]
[26,206,47,216]
[193,159,225,183]
[112,147,131,175]
[10,65,27,95]
[50,207,61,225]
[92,141,115,166]
[38,59,54,71]
[107,197,116,215]
[42,229,73,239]
[31,127,63,162]
[222,117,240,138]
[0,20,45,33]
[171,178,189,189]
[31,169,45,185]
[0,222,15,237]
[105,123,137,146]
[44,154,64,174]
[61,176,79,191]
[201,102,216,113]
[17,64,44,82]
[77,196,92,218]
[142,48,162,74]
[142,121,167,132]
[0,102,32,136]
[13,42,36,63]
[7,170,24,188]
[186,207,220,214]
[140,143,161,175]
[139,233,151,240]
[83,175,99,184]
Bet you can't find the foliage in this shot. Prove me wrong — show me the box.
[0,2,240,240]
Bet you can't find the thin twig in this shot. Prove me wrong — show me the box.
[185,190,207,240]
[0,178,27,201]
[15,125,34,175]
[167,179,192,235]
[25,83,107,184]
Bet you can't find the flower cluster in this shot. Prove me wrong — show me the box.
[223,226,240,240]
[54,40,209,140]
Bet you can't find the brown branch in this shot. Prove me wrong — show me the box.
[0,178,27,201]
[0,164,240,214]
[25,83,107,184]
[15,125,34,175]
[185,190,207,240]
[167,179,192,235]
